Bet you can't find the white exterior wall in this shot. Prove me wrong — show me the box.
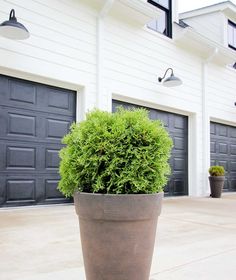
[182,12,224,45]
[208,64,236,123]
[0,0,236,196]
[0,0,98,119]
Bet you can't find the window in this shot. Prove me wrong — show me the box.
[228,20,236,50]
[147,0,172,38]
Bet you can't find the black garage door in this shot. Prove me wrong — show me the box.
[210,122,236,192]
[0,75,76,207]
[112,100,188,196]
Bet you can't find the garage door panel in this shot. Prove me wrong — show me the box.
[210,123,216,134]
[6,179,36,203]
[219,142,228,154]
[223,179,229,191]
[152,111,169,127]
[112,100,188,196]
[10,78,36,105]
[46,118,71,139]
[0,75,76,206]
[37,85,76,116]
[8,113,36,137]
[173,158,185,171]
[218,160,228,172]
[218,125,228,137]
[211,159,216,166]
[173,179,186,196]
[173,115,186,130]
[6,146,36,170]
[45,179,64,200]
[45,149,60,169]
[229,179,236,191]
[173,136,186,151]
[230,128,236,138]
[210,141,216,153]
[230,161,236,171]
[230,144,236,155]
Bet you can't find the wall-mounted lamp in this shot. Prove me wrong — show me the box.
[158,68,182,87]
[0,9,30,40]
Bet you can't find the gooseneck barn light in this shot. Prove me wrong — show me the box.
[158,68,182,87]
[0,9,30,40]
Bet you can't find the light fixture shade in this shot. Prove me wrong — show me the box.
[162,74,182,87]
[0,9,29,40]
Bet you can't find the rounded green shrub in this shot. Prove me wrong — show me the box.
[208,165,225,176]
[58,108,173,197]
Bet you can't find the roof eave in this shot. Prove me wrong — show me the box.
[179,1,236,20]
[173,23,236,66]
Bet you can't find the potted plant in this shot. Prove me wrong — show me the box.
[208,165,225,198]
[59,108,173,280]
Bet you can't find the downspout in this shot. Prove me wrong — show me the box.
[96,0,114,109]
[202,48,218,195]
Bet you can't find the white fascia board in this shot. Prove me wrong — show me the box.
[179,1,235,19]
[174,24,236,66]
[223,7,236,22]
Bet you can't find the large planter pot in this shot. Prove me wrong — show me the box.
[74,192,163,280]
[209,176,225,198]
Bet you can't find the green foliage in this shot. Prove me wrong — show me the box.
[58,108,173,197]
[208,166,225,176]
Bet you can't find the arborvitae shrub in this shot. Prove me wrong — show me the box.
[59,108,173,197]
[208,166,225,176]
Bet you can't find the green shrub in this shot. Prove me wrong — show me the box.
[208,166,225,176]
[58,108,173,197]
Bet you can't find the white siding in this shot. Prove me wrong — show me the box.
[207,63,236,124]
[182,12,224,45]
[0,0,98,114]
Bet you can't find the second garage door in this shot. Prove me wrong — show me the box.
[210,122,236,192]
[0,75,76,207]
[112,100,188,196]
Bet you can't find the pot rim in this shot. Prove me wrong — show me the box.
[74,191,164,197]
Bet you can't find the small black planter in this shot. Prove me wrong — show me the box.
[209,176,225,198]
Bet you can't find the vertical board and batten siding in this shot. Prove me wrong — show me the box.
[181,12,224,45]
[0,0,97,109]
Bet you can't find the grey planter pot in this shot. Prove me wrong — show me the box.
[209,176,225,198]
[74,192,163,280]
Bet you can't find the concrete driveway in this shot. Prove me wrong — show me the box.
[1,194,236,280]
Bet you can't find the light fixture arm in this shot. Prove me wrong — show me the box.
[9,9,16,21]
[158,68,174,82]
